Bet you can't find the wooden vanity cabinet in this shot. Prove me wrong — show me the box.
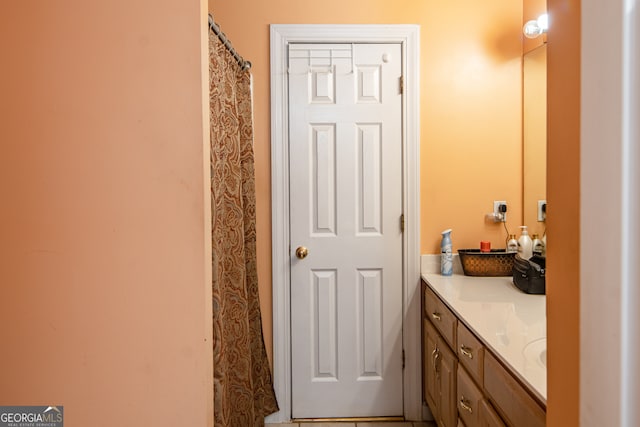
[424,317,458,427]
[422,280,545,427]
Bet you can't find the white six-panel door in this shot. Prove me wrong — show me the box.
[288,43,404,419]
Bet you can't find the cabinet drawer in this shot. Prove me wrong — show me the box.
[425,285,457,348]
[484,352,545,427]
[457,365,484,427]
[457,321,484,386]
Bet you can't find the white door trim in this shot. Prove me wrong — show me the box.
[269,24,421,422]
[581,1,640,425]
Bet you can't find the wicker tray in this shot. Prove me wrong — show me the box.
[458,249,516,277]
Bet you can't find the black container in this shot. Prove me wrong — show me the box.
[512,254,546,294]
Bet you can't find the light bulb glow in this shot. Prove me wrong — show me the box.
[537,14,549,31]
[523,13,549,39]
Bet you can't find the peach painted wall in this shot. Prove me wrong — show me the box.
[0,2,213,426]
[546,0,581,426]
[210,0,524,363]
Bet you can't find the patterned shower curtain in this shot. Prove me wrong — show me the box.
[209,29,279,427]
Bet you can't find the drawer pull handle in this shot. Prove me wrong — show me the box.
[460,345,474,359]
[431,312,442,321]
[459,396,473,413]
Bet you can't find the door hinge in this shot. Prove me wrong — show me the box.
[400,76,404,94]
[402,349,406,369]
[400,214,405,232]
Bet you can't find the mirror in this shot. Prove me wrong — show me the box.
[523,44,547,238]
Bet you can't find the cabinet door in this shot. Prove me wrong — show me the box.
[478,399,506,427]
[438,337,458,427]
[424,319,439,418]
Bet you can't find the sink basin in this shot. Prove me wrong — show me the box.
[523,337,547,368]
[539,349,547,367]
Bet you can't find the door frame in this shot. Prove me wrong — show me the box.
[581,1,640,425]
[269,24,421,422]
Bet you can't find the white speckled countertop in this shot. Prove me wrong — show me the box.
[421,256,547,404]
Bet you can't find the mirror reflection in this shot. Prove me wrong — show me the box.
[523,44,547,238]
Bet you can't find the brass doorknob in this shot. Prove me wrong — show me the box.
[295,246,309,259]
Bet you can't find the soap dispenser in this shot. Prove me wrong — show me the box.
[518,226,533,259]
[532,234,543,256]
[441,229,453,276]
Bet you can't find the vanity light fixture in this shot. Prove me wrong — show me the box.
[523,13,549,39]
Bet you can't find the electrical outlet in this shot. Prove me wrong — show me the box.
[538,200,547,222]
[493,200,507,222]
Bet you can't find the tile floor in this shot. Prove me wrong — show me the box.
[267,422,436,427]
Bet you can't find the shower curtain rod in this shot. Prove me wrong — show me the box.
[208,13,252,70]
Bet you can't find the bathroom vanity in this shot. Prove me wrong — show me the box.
[422,273,546,427]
